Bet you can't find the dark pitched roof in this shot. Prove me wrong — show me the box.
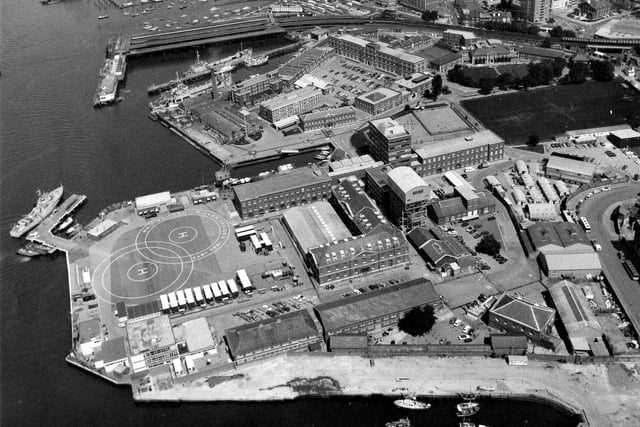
[225,310,319,358]
[491,293,555,333]
[333,177,388,233]
[431,197,466,219]
[314,279,440,332]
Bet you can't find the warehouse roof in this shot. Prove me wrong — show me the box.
[549,280,602,338]
[527,222,592,252]
[173,317,216,353]
[542,252,602,272]
[414,130,503,159]
[283,202,352,253]
[314,279,440,332]
[225,310,319,358]
[490,334,528,350]
[490,293,555,333]
[329,334,368,350]
[234,168,329,202]
[546,155,596,177]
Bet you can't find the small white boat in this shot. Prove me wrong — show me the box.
[456,402,480,417]
[394,396,431,410]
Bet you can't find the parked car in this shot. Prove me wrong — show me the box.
[458,334,472,340]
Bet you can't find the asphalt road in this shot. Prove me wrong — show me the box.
[578,184,640,337]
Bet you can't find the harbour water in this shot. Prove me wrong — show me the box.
[0,1,580,425]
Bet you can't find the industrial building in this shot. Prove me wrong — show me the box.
[313,279,440,340]
[328,34,429,75]
[189,100,260,144]
[526,222,593,255]
[126,316,179,373]
[259,86,322,124]
[441,29,478,48]
[525,203,557,221]
[87,219,119,241]
[609,128,640,148]
[413,130,504,176]
[299,106,356,132]
[488,293,558,349]
[230,73,283,106]
[545,155,596,184]
[307,223,410,284]
[407,227,476,276]
[134,191,172,216]
[277,46,334,87]
[233,168,331,218]
[429,188,495,225]
[282,201,353,255]
[224,310,321,364]
[354,87,407,116]
[331,176,388,235]
[367,117,412,168]
[386,166,436,230]
[548,280,606,354]
[540,252,602,279]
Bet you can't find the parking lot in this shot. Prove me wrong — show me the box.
[545,137,640,176]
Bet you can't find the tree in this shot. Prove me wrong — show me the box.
[527,133,540,147]
[591,60,614,82]
[431,74,443,100]
[421,10,438,22]
[568,62,588,84]
[550,25,564,38]
[476,234,501,256]
[541,38,552,48]
[398,305,437,337]
[550,57,566,78]
[496,72,513,90]
[478,78,495,95]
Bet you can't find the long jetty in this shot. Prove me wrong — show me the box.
[27,194,87,253]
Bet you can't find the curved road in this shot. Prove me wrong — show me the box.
[578,184,640,336]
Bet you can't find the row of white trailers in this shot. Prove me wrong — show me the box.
[159,270,253,313]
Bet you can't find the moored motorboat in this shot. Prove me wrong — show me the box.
[394,396,431,410]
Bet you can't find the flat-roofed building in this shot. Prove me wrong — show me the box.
[172,317,217,358]
[270,4,303,15]
[277,47,334,87]
[442,29,478,48]
[557,124,631,143]
[282,201,353,254]
[94,336,129,374]
[407,227,475,276]
[126,316,178,372]
[308,223,410,284]
[87,219,119,241]
[540,252,602,279]
[259,86,322,123]
[231,73,283,106]
[387,166,436,229]
[488,292,557,349]
[233,168,331,218]
[314,279,440,339]
[328,34,429,75]
[328,333,368,353]
[490,334,528,356]
[135,191,171,215]
[328,155,384,181]
[225,310,321,364]
[365,165,394,209]
[414,130,504,176]
[545,155,595,184]
[367,117,412,167]
[394,72,434,95]
[355,87,406,116]
[299,106,356,132]
[609,128,640,148]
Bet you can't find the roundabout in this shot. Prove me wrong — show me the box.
[91,209,231,304]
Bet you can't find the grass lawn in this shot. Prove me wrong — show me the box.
[461,80,640,144]
[461,67,499,85]
[495,64,529,79]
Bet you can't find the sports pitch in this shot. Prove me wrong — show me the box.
[91,210,231,304]
[461,81,640,144]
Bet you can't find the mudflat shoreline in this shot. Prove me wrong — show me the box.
[136,354,640,426]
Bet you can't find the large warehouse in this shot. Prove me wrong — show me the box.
[548,280,605,355]
[224,310,321,364]
[540,252,602,279]
[282,201,353,255]
[313,279,440,340]
[545,155,595,184]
